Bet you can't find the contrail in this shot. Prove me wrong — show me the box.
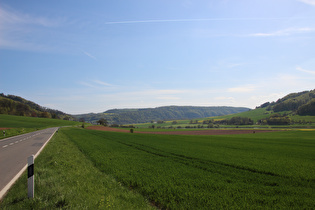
[105,17,306,25]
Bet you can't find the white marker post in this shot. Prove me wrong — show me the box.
[28,155,34,198]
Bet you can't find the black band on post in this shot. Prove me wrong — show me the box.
[28,164,34,178]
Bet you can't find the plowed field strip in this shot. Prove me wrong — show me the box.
[87,126,278,135]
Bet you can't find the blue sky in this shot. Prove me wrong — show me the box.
[1,0,315,114]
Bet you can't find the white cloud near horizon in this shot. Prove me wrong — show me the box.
[296,66,315,75]
[299,0,315,6]
[227,85,256,93]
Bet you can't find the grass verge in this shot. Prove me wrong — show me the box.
[0,127,154,209]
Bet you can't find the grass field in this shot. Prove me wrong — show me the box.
[0,127,153,209]
[24,128,315,209]
[1,125,314,209]
[0,114,81,139]
[0,114,80,128]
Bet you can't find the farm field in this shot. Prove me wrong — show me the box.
[0,127,153,209]
[87,125,280,135]
[67,128,315,209]
[0,114,81,139]
[0,114,80,128]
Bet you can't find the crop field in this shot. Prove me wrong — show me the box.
[0,114,80,128]
[66,128,315,209]
[0,114,81,139]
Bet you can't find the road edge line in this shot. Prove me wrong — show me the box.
[0,127,58,200]
[34,127,58,159]
[0,164,28,200]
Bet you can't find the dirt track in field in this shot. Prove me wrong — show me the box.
[87,126,278,135]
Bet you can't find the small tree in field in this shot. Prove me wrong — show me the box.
[97,118,108,126]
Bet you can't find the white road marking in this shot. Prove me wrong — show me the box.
[2,145,8,148]
[9,143,13,146]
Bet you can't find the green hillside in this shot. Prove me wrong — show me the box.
[0,93,74,120]
[257,89,315,115]
[75,106,250,125]
[132,90,315,128]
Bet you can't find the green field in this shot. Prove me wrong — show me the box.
[1,125,314,209]
[69,129,315,209]
[0,114,81,128]
[0,114,81,139]
[0,127,153,209]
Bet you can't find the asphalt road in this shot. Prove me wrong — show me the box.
[0,127,58,199]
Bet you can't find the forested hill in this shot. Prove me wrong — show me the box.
[256,89,315,115]
[0,93,74,120]
[76,106,250,125]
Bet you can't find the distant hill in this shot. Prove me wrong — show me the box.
[75,106,250,125]
[256,89,315,115]
[0,93,74,120]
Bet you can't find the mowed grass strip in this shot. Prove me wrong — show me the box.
[67,128,315,209]
[0,127,154,209]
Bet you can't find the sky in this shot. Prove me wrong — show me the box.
[1,0,315,114]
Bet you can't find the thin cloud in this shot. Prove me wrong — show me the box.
[105,17,302,25]
[82,50,97,60]
[79,80,114,88]
[0,5,64,51]
[79,81,98,89]
[299,0,315,6]
[250,27,315,37]
[297,66,315,75]
[94,80,113,86]
[156,96,181,100]
[0,6,60,27]
[227,85,256,93]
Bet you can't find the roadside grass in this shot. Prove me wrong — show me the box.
[0,114,81,139]
[0,128,38,140]
[0,127,154,209]
[0,114,80,128]
[68,129,315,209]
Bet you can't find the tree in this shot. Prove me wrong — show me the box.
[40,112,51,118]
[97,118,108,126]
[266,114,291,125]
[297,99,315,115]
[228,117,253,125]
